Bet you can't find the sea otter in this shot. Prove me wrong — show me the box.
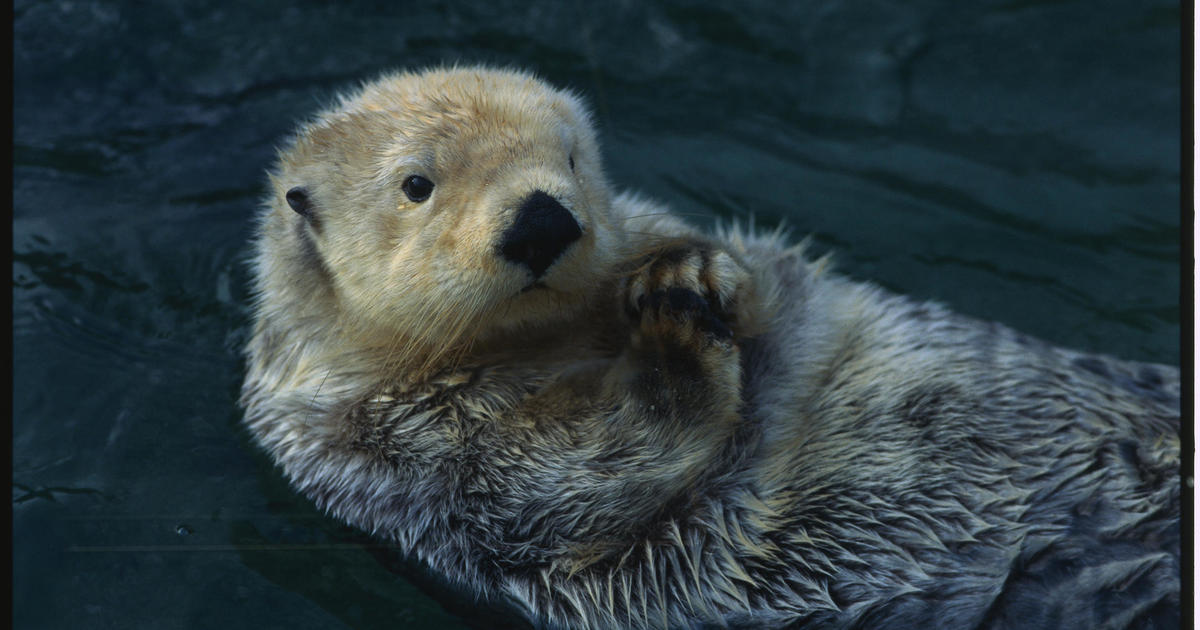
[241,66,1181,629]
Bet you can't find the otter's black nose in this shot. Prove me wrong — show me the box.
[498,190,582,279]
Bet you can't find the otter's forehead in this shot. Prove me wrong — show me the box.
[349,68,582,132]
[407,95,575,149]
[360,102,574,178]
[343,70,585,169]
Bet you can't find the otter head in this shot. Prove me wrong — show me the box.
[266,67,623,373]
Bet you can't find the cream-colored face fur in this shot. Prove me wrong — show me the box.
[269,68,623,361]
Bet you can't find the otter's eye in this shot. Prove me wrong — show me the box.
[402,175,434,202]
[568,155,575,172]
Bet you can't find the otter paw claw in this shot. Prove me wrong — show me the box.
[640,288,733,341]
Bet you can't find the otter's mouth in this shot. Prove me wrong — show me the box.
[519,281,550,294]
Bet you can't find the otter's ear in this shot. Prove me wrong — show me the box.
[286,186,315,220]
[286,186,323,232]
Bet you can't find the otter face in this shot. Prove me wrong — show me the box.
[269,68,623,360]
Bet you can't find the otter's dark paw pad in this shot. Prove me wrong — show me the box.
[638,288,734,344]
[623,243,749,350]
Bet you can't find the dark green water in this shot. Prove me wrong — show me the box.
[14,1,1180,628]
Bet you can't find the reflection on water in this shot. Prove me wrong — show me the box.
[14,1,1179,628]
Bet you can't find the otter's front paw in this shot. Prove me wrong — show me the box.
[624,244,750,348]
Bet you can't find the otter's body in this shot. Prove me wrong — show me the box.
[241,67,1180,629]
